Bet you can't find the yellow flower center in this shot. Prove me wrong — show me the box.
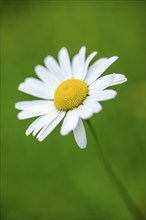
[54,79,88,111]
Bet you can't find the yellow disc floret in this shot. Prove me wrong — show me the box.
[54,79,88,111]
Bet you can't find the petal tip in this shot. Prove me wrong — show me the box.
[17,113,22,120]
[44,55,51,66]
[34,65,40,73]
[112,56,119,61]
[37,137,43,142]
[18,83,22,91]
[78,143,87,149]
[25,131,29,136]
[15,103,18,109]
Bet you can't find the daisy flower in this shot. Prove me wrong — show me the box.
[15,46,127,148]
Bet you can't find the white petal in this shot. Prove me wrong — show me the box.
[72,46,86,79]
[34,65,51,83]
[89,74,115,92]
[15,100,53,110]
[26,114,49,136]
[84,99,102,113]
[83,95,97,102]
[72,54,79,77]
[25,77,52,89]
[32,110,59,136]
[34,65,58,89]
[18,106,55,120]
[73,119,87,149]
[110,73,127,86]
[60,109,79,136]
[89,74,127,94]
[25,111,57,136]
[77,104,93,119]
[85,56,118,85]
[37,111,65,141]
[18,79,53,100]
[24,77,42,85]
[90,57,108,69]
[82,51,97,80]
[85,58,107,82]
[58,47,72,79]
[44,55,65,82]
[90,89,117,101]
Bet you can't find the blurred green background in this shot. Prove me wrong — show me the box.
[1,0,145,219]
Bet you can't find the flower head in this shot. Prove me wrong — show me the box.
[15,46,127,148]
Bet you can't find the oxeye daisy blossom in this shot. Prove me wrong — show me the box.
[15,46,127,148]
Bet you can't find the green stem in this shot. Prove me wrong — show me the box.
[87,120,144,220]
